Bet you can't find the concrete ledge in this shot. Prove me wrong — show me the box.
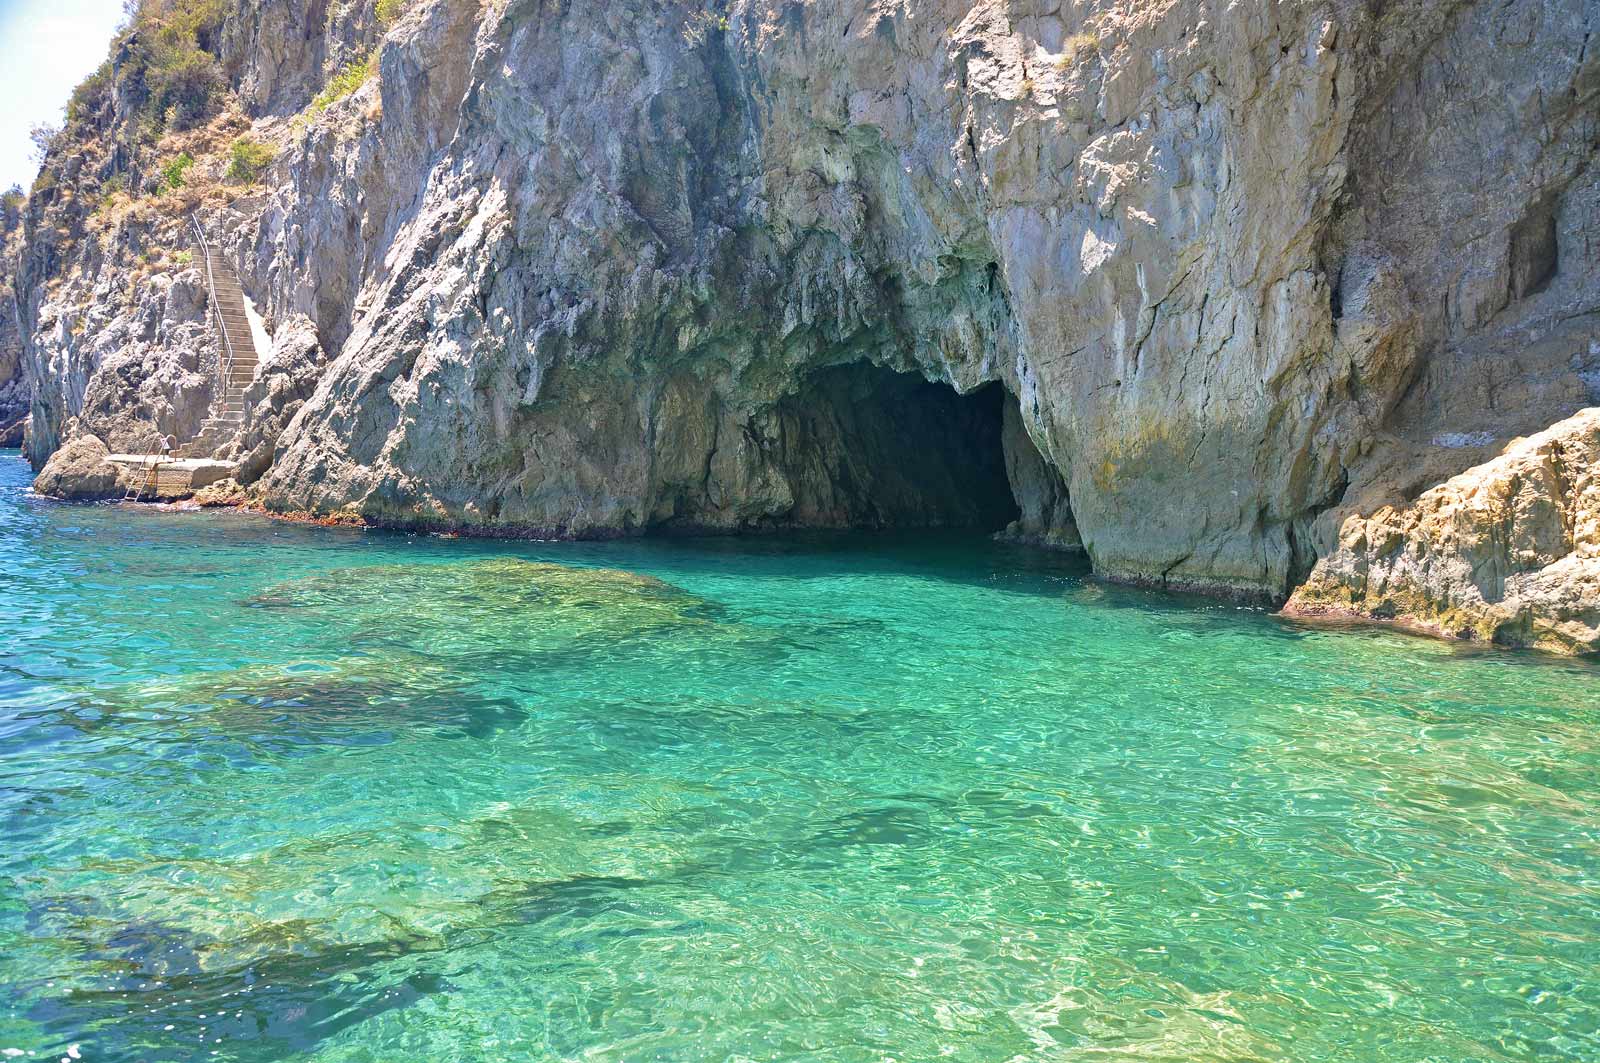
[109,455,239,500]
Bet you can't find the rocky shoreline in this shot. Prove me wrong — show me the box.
[7,0,1599,653]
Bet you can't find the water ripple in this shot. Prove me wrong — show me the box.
[1,451,1597,1062]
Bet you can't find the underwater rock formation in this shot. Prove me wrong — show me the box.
[248,558,727,653]
[12,0,1600,645]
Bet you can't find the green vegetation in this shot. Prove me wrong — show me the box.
[682,9,729,45]
[92,174,131,216]
[66,60,113,123]
[27,122,60,164]
[124,0,229,133]
[375,0,405,26]
[226,137,275,183]
[24,0,231,213]
[49,0,229,146]
[310,51,378,115]
[0,185,24,234]
[30,168,57,198]
[173,248,192,265]
[160,151,196,191]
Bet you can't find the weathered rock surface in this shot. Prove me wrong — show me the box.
[1288,408,1600,655]
[12,0,1600,650]
[256,0,1600,598]
[0,191,27,445]
[33,433,125,500]
[191,476,250,507]
[214,313,328,483]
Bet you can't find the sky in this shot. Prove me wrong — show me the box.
[0,0,126,191]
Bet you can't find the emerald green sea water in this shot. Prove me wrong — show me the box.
[2,449,1598,1063]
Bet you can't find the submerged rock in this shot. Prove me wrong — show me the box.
[248,558,722,652]
[93,652,530,746]
[1288,409,1600,655]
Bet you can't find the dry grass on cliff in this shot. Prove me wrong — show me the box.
[1055,31,1100,71]
[84,109,252,236]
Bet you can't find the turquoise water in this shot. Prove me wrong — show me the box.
[1,449,1598,1063]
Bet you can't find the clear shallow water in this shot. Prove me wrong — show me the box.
[1,450,1597,1063]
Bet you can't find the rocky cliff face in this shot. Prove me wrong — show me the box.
[15,0,1600,647]
[0,192,27,446]
[1289,408,1600,654]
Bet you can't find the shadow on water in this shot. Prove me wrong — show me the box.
[21,869,701,1062]
[25,920,450,1061]
[54,656,530,753]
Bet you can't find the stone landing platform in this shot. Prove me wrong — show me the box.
[109,455,238,501]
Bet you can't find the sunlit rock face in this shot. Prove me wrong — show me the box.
[16,0,1600,610]
[1289,408,1600,655]
[255,0,1600,599]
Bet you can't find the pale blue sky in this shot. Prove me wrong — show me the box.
[0,0,125,190]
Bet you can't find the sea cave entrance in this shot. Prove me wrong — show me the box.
[765,362,1072,541]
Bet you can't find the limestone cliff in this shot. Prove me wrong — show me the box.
[14,0,1600,648]
[1289,408,1600,654]
[0,190,27,446]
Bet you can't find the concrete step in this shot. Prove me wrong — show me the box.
[195,223,266,419]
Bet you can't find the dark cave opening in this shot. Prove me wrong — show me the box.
[768,362,1022,533]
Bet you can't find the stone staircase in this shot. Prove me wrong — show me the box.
[183,217,261,457]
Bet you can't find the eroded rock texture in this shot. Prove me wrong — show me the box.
[1289,409,1600,654]
[1,194,27,447]
[33,434,126,500]
[13,0,1600,645]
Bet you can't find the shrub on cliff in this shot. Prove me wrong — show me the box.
[67,60,114,124]
[310,52,379,115]
[226,137,275,183]
[28,122,61,165]
[1055,31,1099,70]
[160,151,195,191]
[121,0,228,134]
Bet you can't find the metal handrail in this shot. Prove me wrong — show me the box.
[187,214,237,399]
